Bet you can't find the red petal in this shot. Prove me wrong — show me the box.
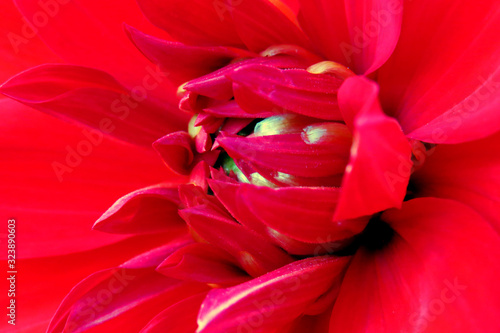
[49,240,208,333]
[183,55,305,102]
[1,64,187,146]
[4,233,180,333]
[157,243,250,286]
[198,256,350,333]
[195,113,224,134]
[153,131,194,176]
[229,64,344,120]
[126,25,246,85]
[183,65,235,101]
[280,311,331,333]
[335,77,411,220]
[179,205,294,277]
[93,185,184,234]
[14,0,168,88]
[208,176,326,255]
[46,233,192,332]
[141,292,208,333]
[67,276,205,333]
[240,185,367,244]
[220,117,257,134]
[412,131,500,234]
[330,198,500,332]
[189,161,211,192]
[344,0,403,74]
[229,0,311,52]
[204,100,275,119]
[235,158,344,188]
[217,126,351,178]
[0,99,175,258]
[137,0,244,47]
[297,0,351,65]
[379,1,500,143]
[0,1,60,82]
[178,184,229,215]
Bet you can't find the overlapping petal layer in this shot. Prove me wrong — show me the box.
[330,198,500,332]
[2,0,500,332]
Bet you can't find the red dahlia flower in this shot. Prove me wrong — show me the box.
[1,0,500,332]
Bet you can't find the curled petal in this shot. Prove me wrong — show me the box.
[240,184,367,244]
[197,256,350,333]
[344,0,403,74]
[1,64,186,146]
[93,185,184,234]
[157,243,250,286]
[209,172,341,256]
[153,131,194,175]
[229,64,344,120]
[48,237,198,333]
[179,205,294,277]
[126,25,247,84]
[217,126,351,178]
[184,55,306,101]
[335,77,411,220]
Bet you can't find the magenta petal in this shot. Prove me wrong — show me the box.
[157,243,250,286]
[93,185,184,234]
[137,0,244,47]
[330,198,500,332]
[335,77,412,220]
[197,256,350,333]
[1,64,187,146]
[229,64,344,120]
[229,0,311,52]
[179,205,294,277]
[240,185,367,243]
